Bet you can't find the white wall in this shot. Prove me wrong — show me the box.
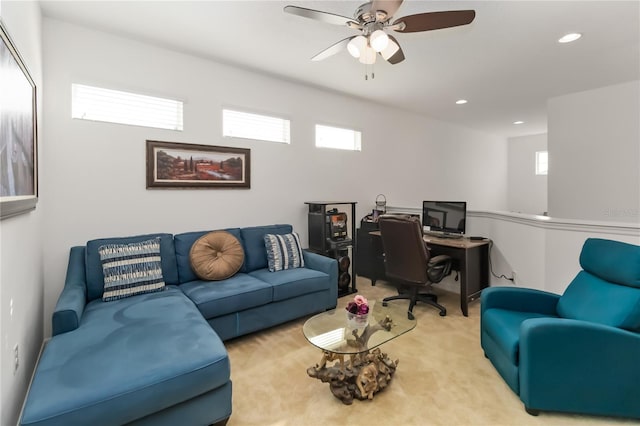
[548,81,640,222]
[41,18,507,335]
[471,211,639,294]
[0,2,44,425]
[507,133,547,215]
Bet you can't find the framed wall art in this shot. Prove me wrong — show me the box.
[0,20,38,219]
[146,140,251,189]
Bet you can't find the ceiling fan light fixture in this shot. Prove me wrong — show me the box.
[359,46,377,64]
[370,29,389,52]
[347,35,367,58]
[380,39,400,60]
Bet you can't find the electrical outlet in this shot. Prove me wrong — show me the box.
[512,271,517,285]
[13,344,19,375]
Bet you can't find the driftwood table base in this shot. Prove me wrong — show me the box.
[304,312,413,405]
[307,347,399,405]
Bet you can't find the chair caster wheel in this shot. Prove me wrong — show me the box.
[439,310,447,317]
[382,302,388,307]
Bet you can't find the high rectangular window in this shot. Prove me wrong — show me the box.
[72,84,183,130]
[315,124,362,151]
[222,109,290,144]
[536,151,548,175]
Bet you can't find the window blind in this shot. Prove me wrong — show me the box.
[223,109,290,144]
[72,84,183,131]
[315,124,362,151]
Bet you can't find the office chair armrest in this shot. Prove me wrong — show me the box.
[428,255,451,267]
[427,255,452,283]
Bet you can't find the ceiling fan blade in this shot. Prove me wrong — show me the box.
[284,5,357,27]
[381,35,405,64]
[370,0,404,20]
[311,37,355,61]
[393,10,476,33]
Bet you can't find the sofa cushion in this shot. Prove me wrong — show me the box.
[264,232,304,272]
[20,287,229,426]
[482,308,555,364]
[99,237,166,301]
[180,273,272,319]
[240,224,292,273]
[86,234,178,302]
[249,267,330,301]
[190,231,244,280]
[557,270,640,331]
[174,229,243,284]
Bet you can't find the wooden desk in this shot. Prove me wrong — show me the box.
[368,231,490,316]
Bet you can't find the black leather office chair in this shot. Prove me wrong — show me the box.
[379,215,452,318]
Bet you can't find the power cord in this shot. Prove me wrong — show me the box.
[486,239,515,282]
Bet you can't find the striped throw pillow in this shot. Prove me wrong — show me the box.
[264,232,305,272]
[99,238,166,301]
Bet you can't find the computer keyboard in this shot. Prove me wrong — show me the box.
[424,231,463,239]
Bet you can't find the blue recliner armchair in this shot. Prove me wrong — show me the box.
[481,238,640,419]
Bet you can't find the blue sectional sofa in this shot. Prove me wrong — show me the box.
[20,224,337,426]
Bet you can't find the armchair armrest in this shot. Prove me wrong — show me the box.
[52,246,87,336]
[481,286,559,316]
[303,250,338,303]
[519,318,640,418]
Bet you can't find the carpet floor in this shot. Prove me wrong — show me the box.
[224,279,636,426]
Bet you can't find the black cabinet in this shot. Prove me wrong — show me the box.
[355,221,387,285]
[305,201,357,297]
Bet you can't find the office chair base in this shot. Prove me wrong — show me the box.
[382,292,447,317]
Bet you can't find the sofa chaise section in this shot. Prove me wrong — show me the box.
[22,286,231,426]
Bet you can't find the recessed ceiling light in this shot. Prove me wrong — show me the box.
[455,99,468,105]
[558,33,582,43]
[513,120,524,125]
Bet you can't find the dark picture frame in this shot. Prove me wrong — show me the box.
[0,20,38,219]
[146,140,251,189]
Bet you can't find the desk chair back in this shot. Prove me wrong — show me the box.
[379,216,429,285]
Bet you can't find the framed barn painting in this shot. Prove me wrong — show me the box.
[0,21,38,219]
[146,140,251,189]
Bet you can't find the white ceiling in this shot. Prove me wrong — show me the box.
[39,0,640,138]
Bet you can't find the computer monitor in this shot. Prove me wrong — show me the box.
[422,201,467,235]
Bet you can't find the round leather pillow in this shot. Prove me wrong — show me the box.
[190,231,244,281]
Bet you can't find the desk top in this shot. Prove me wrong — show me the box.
[423,235,490,249]
[369,230,489,249]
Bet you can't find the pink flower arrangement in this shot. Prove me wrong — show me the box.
[346,295,369,316]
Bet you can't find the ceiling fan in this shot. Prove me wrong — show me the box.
[284,0,475,66]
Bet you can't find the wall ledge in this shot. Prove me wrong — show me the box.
[471,210,639,237]
[387,206,640,238]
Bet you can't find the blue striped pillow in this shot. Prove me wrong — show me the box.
[99,237,166,301]
[264,232,305,272]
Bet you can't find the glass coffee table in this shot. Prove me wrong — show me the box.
[303,300,416,404]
